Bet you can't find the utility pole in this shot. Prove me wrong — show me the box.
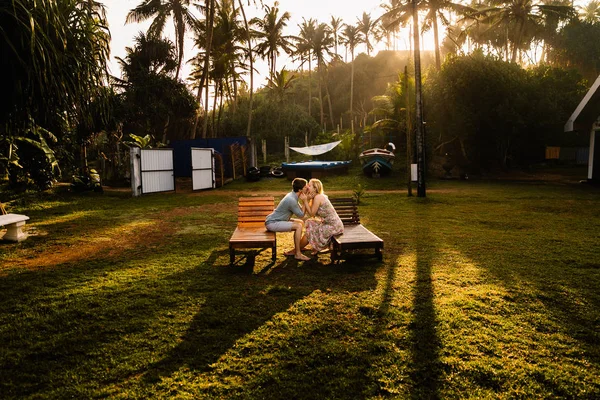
[404,66,413,197]
[412,0,427,197]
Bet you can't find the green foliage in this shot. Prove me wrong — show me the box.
[352,183,365,204]
[313,130,356,161]
[123,134,164,149]
[225,94,319,150]
[523,65,588,153]
[424,52,586,171]
[548,20,600,83]
[0,0,110,187]
[115,33,198,141]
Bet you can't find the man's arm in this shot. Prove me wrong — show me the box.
[288,195,305,218]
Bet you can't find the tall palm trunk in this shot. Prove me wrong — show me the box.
[229,65,238,113]
[217,84,224,137]
[191,0,215,139]
[325,67,334,128]
[317,59,324,127]
[211,81,218,137]
[432,11,441,70]
[202,0,216,138]
[511,22,524,63]
[174,8,185,80]
[350,48,354,134]
[413,0,426,197]
[308,52,312,117]
[238,0,253,139]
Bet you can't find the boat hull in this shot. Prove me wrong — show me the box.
[359,148,395,177]
[361,157,393,177]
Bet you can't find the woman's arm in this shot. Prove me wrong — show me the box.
[306,194,323,217]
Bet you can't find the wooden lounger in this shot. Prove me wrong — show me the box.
[329,198,383,263]
[229,197,276,266]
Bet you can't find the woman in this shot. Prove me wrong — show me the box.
[300,179,344,255]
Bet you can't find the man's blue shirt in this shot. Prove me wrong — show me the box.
[265,191,304,224]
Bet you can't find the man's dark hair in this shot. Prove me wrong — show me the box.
[292,177,307,193]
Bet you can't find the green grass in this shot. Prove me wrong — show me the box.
[1,171,599,399]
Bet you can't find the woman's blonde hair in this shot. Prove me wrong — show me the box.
[309,178,324,195]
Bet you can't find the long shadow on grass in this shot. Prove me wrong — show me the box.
[409,207,442,399]
[445,188,600,396]
[142,248,380,394]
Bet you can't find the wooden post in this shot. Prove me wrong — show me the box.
[305,132,308,147]
[130,147,141,197]
[230,144,236,180]
[285,136,290,163]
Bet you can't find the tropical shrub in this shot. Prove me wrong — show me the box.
[0,0,110,188]
[424,52,586,171]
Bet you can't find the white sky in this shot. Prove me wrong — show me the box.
[102,0,410,86]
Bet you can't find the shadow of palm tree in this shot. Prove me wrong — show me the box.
[409,209,442,399]
[142,248,379,385]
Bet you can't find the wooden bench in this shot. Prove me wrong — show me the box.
[329,198,383,263]
[0,213,30,242]
[229,197,276,266]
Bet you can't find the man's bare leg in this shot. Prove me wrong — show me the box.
[284,219,307,257]
[292,221,310,261]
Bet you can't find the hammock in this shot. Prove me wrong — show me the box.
[289,140,341,156]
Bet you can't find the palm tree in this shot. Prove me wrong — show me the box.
[381,0,472,69]
[578,0,600,22]
[116,33,197,141]
[251,1,294,79]
[357,12,379,56]
[126,0,199,80]
[116,32,178,81]
[329,16,343,56]
[295,18,317,117]
[212,0,245,110]
[423,0,474,69]
[1,0,110,185]
[266,68,297,102]
[469,0,574,63]
[237,0,258,143]
[340,24,363,132]
[311,23,337,128]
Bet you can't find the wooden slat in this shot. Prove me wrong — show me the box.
[330,198,360,225]
[239,196,274,202]
[329,197,383,262]
[333,224,383,246]
[230,196,276,266]
[238,205,273,212]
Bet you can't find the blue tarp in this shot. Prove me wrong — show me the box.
[170,137,248,178]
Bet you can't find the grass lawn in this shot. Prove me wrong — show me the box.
[1,166,599,399]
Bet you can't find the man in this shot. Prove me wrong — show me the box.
[265,178,311,261]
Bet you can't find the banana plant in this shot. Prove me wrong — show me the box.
[122,133,165,148]
[1,122,60,180]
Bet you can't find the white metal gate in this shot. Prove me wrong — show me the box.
[130,147,175,196]
[191,147,215,190]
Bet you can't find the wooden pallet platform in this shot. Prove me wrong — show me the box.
[229,197,276,266]
[329,198,383,263]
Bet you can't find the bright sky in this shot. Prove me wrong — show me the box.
[103,0,403,86]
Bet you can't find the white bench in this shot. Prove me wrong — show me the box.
[0,213,30,242]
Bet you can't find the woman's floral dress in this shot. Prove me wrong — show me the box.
[305,196,344,252]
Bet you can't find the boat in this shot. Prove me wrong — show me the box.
[359,143,396,177]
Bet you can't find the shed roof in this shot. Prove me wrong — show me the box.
[565,74,600,132]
